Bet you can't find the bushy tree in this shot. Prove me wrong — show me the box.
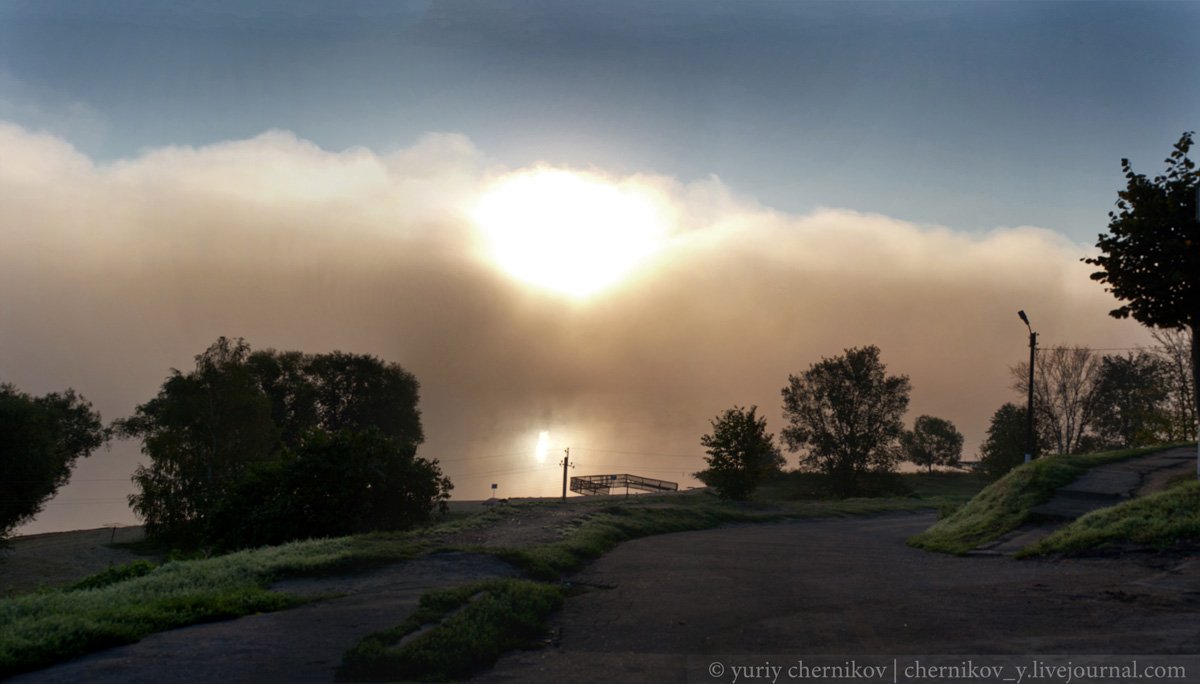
[1084,131,1199,472]
[207,428,452,549]
[1091,352,1171,448]
[696,405,784,500]
[0,384,106,540]
[979,403,1027,479]
[119,337,441,547]
[781,345,910,496]
[902,415,964,473]
[118,338,279,545]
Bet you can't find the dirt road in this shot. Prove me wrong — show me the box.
[478,513,1200,683]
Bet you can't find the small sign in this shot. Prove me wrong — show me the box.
[491,483,498,490]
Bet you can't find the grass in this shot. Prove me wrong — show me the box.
[0,533,426,678]
[906,444,1189,555]
[1018,477,1200,557]
[68,559,158,591]
[337,579,566,682]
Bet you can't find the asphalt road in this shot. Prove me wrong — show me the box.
[10,512,1198,683]
[477,512,1200,683]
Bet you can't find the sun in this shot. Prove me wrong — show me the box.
[472,168,670,298]
[534,431,550,463]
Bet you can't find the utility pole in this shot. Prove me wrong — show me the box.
[560,447,572,501]
[1018,310,1037,463]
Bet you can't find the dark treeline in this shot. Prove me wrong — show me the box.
[115,337,451,549]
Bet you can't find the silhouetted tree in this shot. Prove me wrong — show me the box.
[902,415,964,473]
[979,403,1027,479]
[0,384,106,540]
[119,337,438,547]
[207,428,452,549]
[1011,345,1101,455]
[247,348,423,452]
[781,345,910,496]
[1084,132,1199,470]
[1091,352,1171,449]
[1152,328,1197,442]
[695,405,784,500]
[117,338,279,545]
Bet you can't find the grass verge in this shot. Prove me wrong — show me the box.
[337,579,565,682]
[0,533,425,679]
[906,444,1186,555]
[1017,478,1200,557]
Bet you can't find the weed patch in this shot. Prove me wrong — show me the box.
[1019,479,1200,556]
[337,579,564,682]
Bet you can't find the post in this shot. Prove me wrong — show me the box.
[1025,330,1037,463]
[561,447,569,501]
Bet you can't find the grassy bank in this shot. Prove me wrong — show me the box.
[0,533,426,678]
[906,445,1187,555]
[1018,478,1200,557]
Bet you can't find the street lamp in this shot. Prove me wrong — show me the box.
[1018,311,1037,463]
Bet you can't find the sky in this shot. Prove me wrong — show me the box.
[1,1,1197,534]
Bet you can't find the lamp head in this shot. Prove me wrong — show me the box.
[1018,310,1029,326]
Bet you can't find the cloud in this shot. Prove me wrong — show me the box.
[0,122,1151,532]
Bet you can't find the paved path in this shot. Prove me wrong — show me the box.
[477,513,1200,684]
[9,552,520,684]
[982,446,1197,555]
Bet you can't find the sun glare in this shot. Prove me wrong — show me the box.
[534,431,550,463]
[472,168,671,298]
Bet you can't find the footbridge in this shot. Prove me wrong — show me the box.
[569,473,679,497]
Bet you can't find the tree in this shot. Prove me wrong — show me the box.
[117,338,279,544]
[1084,131,1200,472]
[1152,328,1197,442]
[207,428,452,549]
[979,403,1027,479]
[118,337,437,547]
[901,415,964,473]
[1011,345,1101,456]
[696,405,784,500]
[0,384,106,540]
[1091,352,1171,449]
[247,348,424,452]
[781,345,911,496]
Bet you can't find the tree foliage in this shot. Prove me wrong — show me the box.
[696,405,784,500]
[0,384,106,540]
[780,345,910,496]
[1084,131,1200,459]
[118,338,279,544]
[901,415,964,473]
[1091,352,1171,449]
[979,403,1027,480]
[207,429,452,550]
[118,337,445,548]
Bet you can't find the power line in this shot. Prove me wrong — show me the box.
[575,446,699,459]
